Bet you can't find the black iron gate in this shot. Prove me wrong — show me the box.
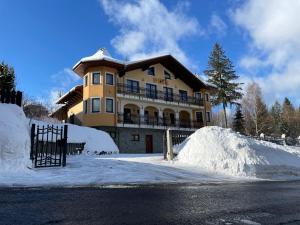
[30,124,68,168]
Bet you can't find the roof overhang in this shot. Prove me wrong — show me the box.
[73,59,124,77]
[121,55,207,91]
[56,85,83,107]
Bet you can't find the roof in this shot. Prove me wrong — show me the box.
[56,85,83,106]
[73,49,211,91]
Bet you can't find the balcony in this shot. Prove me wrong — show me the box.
[117,83,204,106]
[117,113,204,130]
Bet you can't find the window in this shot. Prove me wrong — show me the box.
[84,76,88,87]
[164,70,171,79]
[164,87,173,101]
[91,98,100,113]
[195,92,202,100]
[206,112,211,122]
[147,67,155,76]
[126,80,139,93]
[205,93,209,101]
[196,112,203,123]
[132,134,140,141]
[105,73,114,85]
[179,90,188,102]
[83,100,88,114]
[105,98,114,113]
[146,83,157,98]
[92,72,101,84]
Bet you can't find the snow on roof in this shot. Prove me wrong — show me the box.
[55,85,82,104]
[73,48,124,69]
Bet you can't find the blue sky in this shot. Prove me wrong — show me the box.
[1,0,299,107]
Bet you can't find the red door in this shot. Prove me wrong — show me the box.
[146,135,153,153]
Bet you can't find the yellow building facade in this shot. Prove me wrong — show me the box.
[53,49,214,153]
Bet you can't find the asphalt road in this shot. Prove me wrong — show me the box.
[1,181,300,225]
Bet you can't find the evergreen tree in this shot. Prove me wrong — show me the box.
[270,101,282,136]
[233,105,245,134]
[0,61,16,90]
[204,43,243,128]
[281,97,296,137]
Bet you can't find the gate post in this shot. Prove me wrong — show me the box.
[166,128,174,161]
[62,125,68,167]
[30,124,35,160]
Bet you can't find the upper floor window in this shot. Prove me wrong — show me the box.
[146,83,157,99]
[84,76,88,87]
[91,98,100,113]
[179,90,188,102]
[147,67,155,76]
[164,87,173,101]
[195,92,202,100]
[105,73,114,85]
[205,93,209,101]
[126,80,139,93]
[105,98,114,113]
[164,70,171,79]
[92,72,101,85]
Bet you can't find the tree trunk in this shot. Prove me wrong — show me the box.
[223,103,228,128]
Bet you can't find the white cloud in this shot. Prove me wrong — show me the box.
[232,0,300,105]
[99,0,202,66]
[208,13,227,36]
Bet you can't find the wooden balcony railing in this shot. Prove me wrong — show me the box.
[117,83,204,106]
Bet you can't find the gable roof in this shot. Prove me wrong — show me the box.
[73,49,209,91]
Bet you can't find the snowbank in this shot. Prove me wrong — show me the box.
[175,126,300,179]
[32,120,119,154]
[0,104,31,172]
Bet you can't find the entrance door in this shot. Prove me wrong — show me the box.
[145,135,153,153]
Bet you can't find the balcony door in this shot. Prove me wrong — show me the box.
[164,87,173,101]
[146,83,157,99]
[127,80,139,93]
[124,108,131,123]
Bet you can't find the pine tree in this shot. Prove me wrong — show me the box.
[233,105,245,134]
[270,101,282,136]
[281,97,296,137]
[0,61,16,90]
[204,43,243,128]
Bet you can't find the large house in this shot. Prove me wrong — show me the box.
[51,48,214,153]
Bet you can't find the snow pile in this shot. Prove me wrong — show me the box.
[175,126,300,178]
[0,104,31,172]
[32,120,119,154]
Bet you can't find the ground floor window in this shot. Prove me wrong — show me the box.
[132,134,140,141]
[196,112,203,122]
[206,111,211,122]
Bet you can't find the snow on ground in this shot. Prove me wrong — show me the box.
[0,154,240,187]
[175,126,300,179]
[0,104,31,172]
[31,120,119,154]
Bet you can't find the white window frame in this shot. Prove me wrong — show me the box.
[91,72,101,85]
[90,97,101,113]
[84,75,88,87]
[105,72,114,86]
[147,66,155,76]
[105,97,114,113]
[164,69,171,80]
